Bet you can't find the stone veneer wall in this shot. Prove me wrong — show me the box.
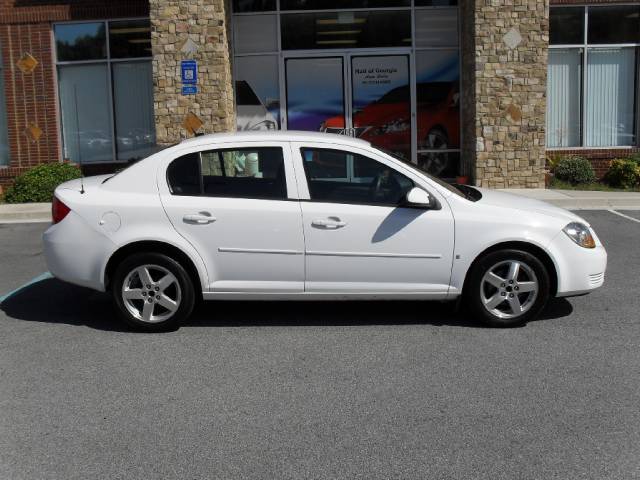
[461,0,549,188]
[149,0,235,145]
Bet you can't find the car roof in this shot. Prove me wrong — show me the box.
[177,130,371,148]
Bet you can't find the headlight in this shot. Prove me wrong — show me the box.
[563,222,596,249]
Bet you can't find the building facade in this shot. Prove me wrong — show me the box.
[0,0,639,190]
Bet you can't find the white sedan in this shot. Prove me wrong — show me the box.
[43,132,607,331]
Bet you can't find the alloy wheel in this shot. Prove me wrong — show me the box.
[480,260,539,319]
[121,264,182,323]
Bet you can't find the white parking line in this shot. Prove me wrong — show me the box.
[608,209,640,224]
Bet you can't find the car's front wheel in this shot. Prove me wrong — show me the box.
[464,249,550,327]
[112,252,195,332]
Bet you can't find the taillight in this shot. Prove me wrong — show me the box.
[52,196,71,224]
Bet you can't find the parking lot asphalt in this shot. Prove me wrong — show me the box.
[1,211,639,480]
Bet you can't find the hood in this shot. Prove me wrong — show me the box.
[474,188,588,225]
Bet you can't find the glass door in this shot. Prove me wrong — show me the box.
[285,57,345,132]
[284,53,411,160]
[350,54,411,160]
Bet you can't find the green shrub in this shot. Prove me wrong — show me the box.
[554,155,596,185]
[4,162,81,203]
[628,152,640,165]
[605,159,640,189]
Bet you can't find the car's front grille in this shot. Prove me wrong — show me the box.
[588,272,605,288]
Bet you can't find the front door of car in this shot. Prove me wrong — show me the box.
[159,142,304,293]
[291,143,455,294]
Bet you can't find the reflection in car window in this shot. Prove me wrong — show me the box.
[167,147,287,200]
[301,148,413,206]
[372,145,465,198]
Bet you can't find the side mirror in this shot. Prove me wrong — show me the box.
[404,187,439,209]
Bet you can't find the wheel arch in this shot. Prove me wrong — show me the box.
[104,240,204,299]
[462,241,559,297]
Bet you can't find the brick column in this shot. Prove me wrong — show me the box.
[461,0,549,188]
[150,0,235,145]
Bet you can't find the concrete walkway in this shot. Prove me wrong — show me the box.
[500,189,640,210]
[1,189,640,223]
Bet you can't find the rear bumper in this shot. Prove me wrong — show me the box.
[43,211,115,292]
[549,230,607,297]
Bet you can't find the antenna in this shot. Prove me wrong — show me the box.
[73,84,85,194]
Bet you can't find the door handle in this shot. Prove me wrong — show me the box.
[311,217,347,229]
[183,212,216,225]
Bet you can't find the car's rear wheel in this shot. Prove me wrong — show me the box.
[112,252,195,332]
[464,249,550,327]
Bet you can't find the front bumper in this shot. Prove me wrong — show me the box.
[43,211,115,292]
[548,229,607,297]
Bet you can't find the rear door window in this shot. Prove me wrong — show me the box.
[167,147,287,200]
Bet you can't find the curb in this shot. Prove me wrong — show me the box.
[0,203,51,224]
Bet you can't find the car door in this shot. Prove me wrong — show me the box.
[291,142,455,295]
[159,141,304,293]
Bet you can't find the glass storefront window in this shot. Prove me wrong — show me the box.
[233,14,278,54]
[233,3,463,176]
[109,19,152,59]
[546,49,582,148]
[112,62,156,160]
[58,64,113,163]
[415,8,458,48]
[232,0,276,13]
[417,151,460,178]
[235,55,280,130]
[280,0,409,9]
[54,22,107,61]
[585,48,636,147]
[588,6,640,45]
[415,0,457,5]
[55,19,155,164]
[281,10,411,50]
[548,6,640,149]
[415,50,460,176]
[549,7,584,45]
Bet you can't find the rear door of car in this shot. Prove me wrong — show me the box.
[158,141,305,293]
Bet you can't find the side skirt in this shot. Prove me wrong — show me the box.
[202,291,457,301]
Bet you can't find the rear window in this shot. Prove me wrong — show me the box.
[167,147,287,200]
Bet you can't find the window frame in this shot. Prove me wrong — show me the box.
[166,144,291,201]
[53,18,154,164]
[298,146,417,208]
[548,5,640,149]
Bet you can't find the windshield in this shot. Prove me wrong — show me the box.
[372,146,466,198]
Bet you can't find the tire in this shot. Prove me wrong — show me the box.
[463,249,550,327]
[111,252,196,332]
